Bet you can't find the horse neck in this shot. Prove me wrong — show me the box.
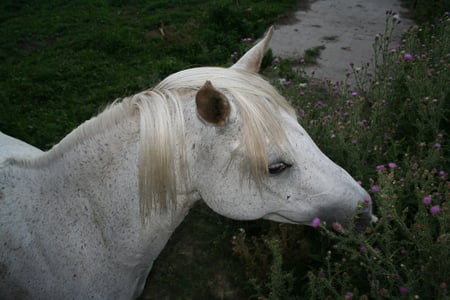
[29,113,195,263]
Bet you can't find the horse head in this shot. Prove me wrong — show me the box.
[158,27,373,230]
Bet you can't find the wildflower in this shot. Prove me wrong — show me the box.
[393,14,401,24]
[345,292,353,299]
[400,248,407,255]
[298,109,305,116]
[430,205,441,215]
[363,198,371,205]
[422,196,432,205]
[434,143,441,149]
[351,91,358,97]
[311,217,321,228]
[351,139,357,145]
[376,165,386,172]
[359,246,367,253]
[399,287,409,296]
[437,133,443,139]
[241,37,253,43]
[404,53,413,61]
[273,57,280,64]
[388,162,397,169]
[299,58,305,64]
[332,222,343,232]
[370,185,379,193]
[440,282,447,290]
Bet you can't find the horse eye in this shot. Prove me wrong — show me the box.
[268,162,292,175]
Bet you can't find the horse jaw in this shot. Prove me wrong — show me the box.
[230,26,274,73]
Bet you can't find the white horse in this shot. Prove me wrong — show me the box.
[0,27,373,299]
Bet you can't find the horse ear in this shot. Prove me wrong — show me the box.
[196,81,230,126]
[231,26,274,73]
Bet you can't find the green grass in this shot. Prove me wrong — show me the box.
[0,0,296,148]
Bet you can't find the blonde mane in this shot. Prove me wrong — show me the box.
[8,67,296,221]
[158,67,296,182]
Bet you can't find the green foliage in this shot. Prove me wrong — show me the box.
[303,45,326,65]
[400,0,450,23]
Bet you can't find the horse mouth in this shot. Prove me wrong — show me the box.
[263,212,304,224]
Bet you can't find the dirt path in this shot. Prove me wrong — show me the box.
[269,0,414,82]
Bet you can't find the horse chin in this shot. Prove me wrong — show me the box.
[262,212,306,225]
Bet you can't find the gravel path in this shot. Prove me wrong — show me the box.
[269,0,414,82]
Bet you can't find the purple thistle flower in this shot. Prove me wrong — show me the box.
[435,143,441,149]
[430,205,441,215]
[359,246,367,253]
[399,287,408,295]
[404,53,413,61]
[388,162,397,169]
[371,185,379,193]
[364,198,371,205]
[273,57,280,64]
[311,217,321,228]
[376,165,386,172]
[423,196,432,205]
[440,282,447,290]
